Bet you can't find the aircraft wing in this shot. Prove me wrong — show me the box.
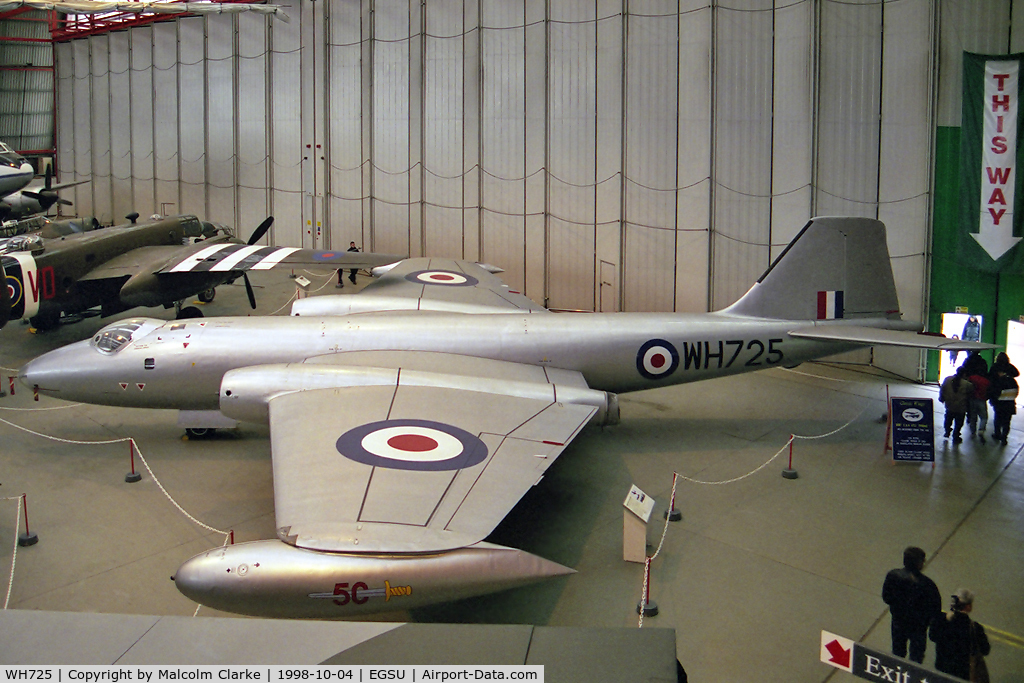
[357,257,548,313]
[155,242,404,274]
[77,245,187,281]
[255,352,600,554]
[788,325,999,351]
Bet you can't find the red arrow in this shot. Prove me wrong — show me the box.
[825,639,851,668]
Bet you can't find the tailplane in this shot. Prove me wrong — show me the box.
[723,216,900,321]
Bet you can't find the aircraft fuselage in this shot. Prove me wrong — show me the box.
[21,311,868,411]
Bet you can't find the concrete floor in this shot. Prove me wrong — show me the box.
[1,268,1022,681]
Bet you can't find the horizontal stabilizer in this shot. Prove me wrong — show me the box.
[788,325,999,351]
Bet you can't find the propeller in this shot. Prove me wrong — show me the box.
[22,164,73,209]
[247,216,274,245]
[240,216,273,310]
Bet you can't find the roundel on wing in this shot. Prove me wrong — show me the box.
[404,270,479,287]
[336,418,489,471]
[636,339,679,380]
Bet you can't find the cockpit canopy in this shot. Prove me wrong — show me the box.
[0,141,26,169]
[90,318,162,354]
[0,234,43,254]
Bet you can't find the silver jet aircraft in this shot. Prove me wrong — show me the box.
[19,217,989,618]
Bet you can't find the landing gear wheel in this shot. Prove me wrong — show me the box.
[185,427,215,440]
[29,310,61,331]
[176,306,204,320]
[198,288,216,303]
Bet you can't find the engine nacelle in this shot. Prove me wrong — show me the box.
[175,539,574,619]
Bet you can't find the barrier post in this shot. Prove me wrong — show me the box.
[782,435,799,479]
[18,493,38,546]
[663,472,682,521]
[125,438,142,483]
[636,557,659,617]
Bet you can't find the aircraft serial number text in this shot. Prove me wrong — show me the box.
[680,339,784,370]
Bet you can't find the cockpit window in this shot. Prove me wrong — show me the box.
[91,319,149,354]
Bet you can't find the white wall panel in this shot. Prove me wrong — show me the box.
[546,1,596,311]
[479,0,527,290]
[206,14,236,227]
[54,41,77,211]
[89,36,112,222]
[108,32,133,222]
[328,0,366,250]
[372,1,413,257]
[236,12,269,242]
[178,18,207,218]
[769,1,813,259]
[875,0,935,375]
[422,0,468,260]
[711,1,774,310]
[129,27,156,217]
[269,6,303,247]
[595,0,624,313]
[522,0,546,305]
[937,0,1010,127]
[815,0,881,219]
[152,22,179,217]
[623,3,677,312]
[674,1,711,313]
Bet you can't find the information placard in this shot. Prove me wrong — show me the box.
[890,397,935,462]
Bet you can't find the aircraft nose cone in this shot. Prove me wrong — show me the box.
[19,342,91,396]
[174,550,225,604]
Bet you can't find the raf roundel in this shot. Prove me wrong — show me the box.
[637,339,680,380]
[6,274,22,306]
[336,418,489,471]
[405,270,479,287]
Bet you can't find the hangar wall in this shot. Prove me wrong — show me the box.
[55,0,944,376]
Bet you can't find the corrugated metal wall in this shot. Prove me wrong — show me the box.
[0,11,53,155]
[51,1,954,350]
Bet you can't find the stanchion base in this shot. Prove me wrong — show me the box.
[125,472,142,483]
[664,509,682,522]
[636,600,659,617]
[781,468,799,479]
[18,532,38,547]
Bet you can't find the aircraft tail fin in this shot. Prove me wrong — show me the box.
[722,216,901,321]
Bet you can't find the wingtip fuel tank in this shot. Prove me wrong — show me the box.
[174,539,575,618]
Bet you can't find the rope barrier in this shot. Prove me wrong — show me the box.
[675,409,865,486]
[0,419,230,536]
[638,408,866,625]
[2,496,22,610]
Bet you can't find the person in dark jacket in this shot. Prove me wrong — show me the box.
[930,588,990,681]
[988,363,1018,446]
[940,367,974,444]
[882,547,942,663]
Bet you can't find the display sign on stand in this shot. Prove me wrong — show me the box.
[623,484,655,563]
[890,397,935,462]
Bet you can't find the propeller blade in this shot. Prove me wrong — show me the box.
[57,198,73,206]
[243,273,257,309]
[22,191,43,201]
[44,163,52,191]
[247,216,274,246]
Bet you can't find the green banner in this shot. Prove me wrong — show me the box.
[960,52,1024,272]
